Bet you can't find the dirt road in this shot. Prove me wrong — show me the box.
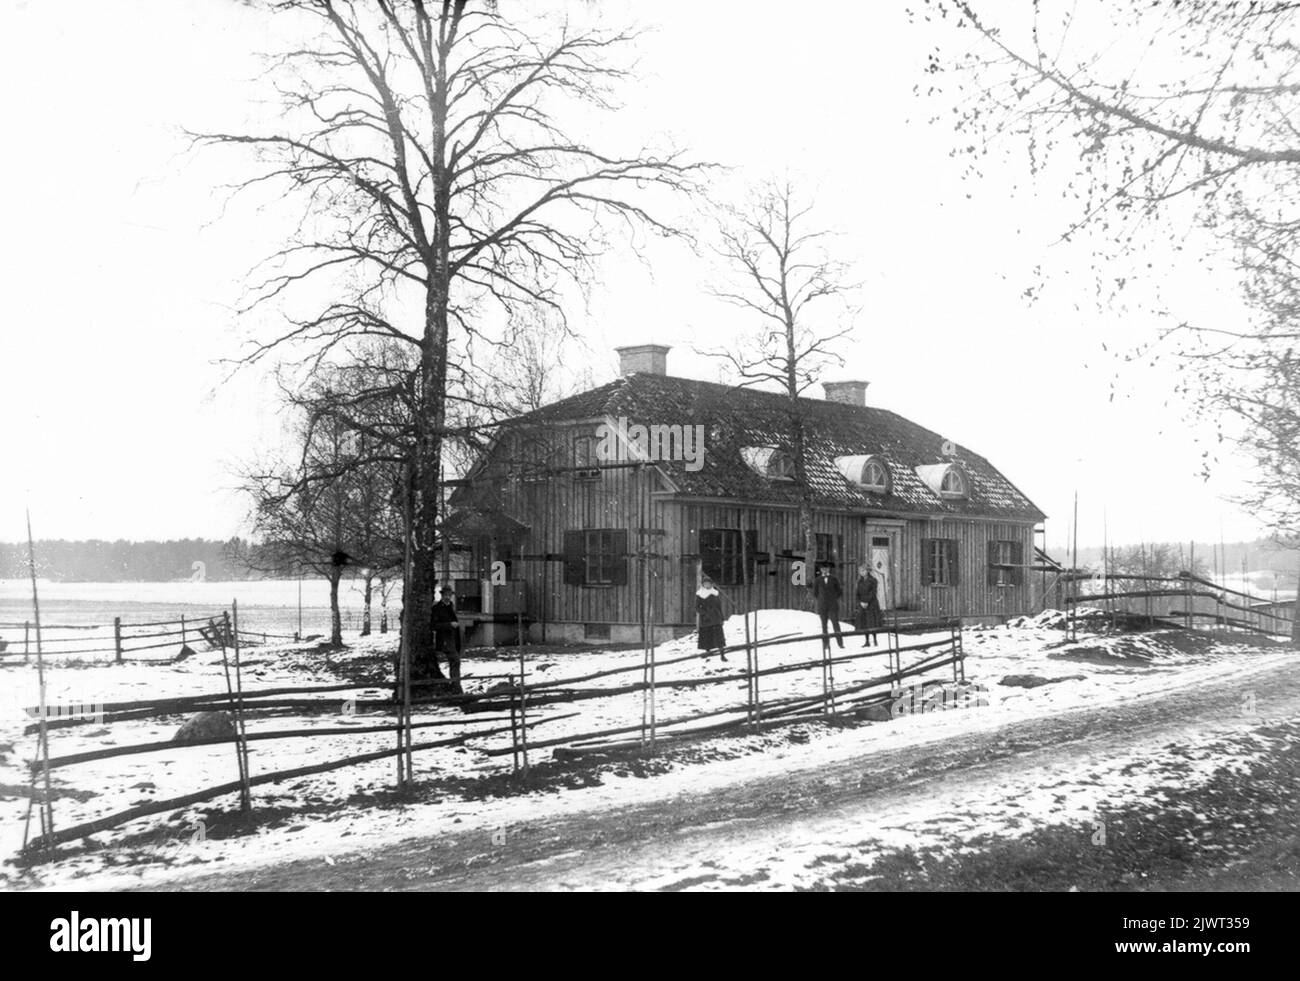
[152,654,1300,891]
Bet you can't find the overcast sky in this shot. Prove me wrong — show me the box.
[0,0,1272,556]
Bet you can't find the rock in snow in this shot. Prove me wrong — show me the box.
[173,711,237,744]
[999,674,1084,689]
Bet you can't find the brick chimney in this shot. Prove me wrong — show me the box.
[615,344,671,377]
[823,380,869,406]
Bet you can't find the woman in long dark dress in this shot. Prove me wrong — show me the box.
[855,565,884,647]
[696,576,728,661]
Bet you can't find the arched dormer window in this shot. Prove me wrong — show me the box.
[863,458,890,493]
[940,467,966,497]
[916,462,970,501]
[834,454,891,495]
[741,445,795,481]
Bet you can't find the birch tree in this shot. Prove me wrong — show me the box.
[198,0,708,660]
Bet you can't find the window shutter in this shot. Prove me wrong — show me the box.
[611,529,630,586]
[988,540,999,587]
[744,529,758,584]
[921,539,933,586]
[562,530,585,586]
[1013,541,1025,586]
[948,540,960,586]
[700,529,722,582]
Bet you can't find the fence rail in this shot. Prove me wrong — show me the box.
[19,617,969,855]
[1063,572,1294,639]
[0,611,297,663]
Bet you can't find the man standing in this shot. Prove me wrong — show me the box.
[813,564,844,650]
[431,584,462,694]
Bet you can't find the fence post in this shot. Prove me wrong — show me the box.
[512,649,522,779]
[24,621,30,662]
[510,691,520,774]
[180,614,187,648]
[113,617,123,664]
[748,610,759,727]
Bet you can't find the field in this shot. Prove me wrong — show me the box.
[0,578,397,657]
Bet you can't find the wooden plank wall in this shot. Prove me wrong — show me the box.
[489,425,1039,628]
[904,518,1036,619]
[500,424,669,630]
[673,502,865,625]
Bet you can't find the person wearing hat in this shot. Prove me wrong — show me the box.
[695,575,728,661]
[430,583,462,693]
[813,563,844,650]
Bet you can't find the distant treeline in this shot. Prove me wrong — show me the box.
[0,539,257,582]
[1073,538,1299,581]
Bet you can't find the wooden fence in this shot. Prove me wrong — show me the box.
[1062,573,1295,640]
[0,612,298,664]
[18,615,969,855]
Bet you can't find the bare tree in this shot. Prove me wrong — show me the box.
[296,350,411,635]
[1107,543,1209,594]
[482,311,595,415]
[930,0,1300,637]
[245,409,361,646]
[700,178,858,567]
[197,0,709,661]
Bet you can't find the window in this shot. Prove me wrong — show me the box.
[741,445,796,481]
[573,434,601,480]
[988,540,1024,587]
[940,468,967,498]
[922,538,959,587]
[835,454,890,494]
[562,529,628,587]
[516,433,561,482]
[769,452,796,479]
[861,458,889,494]
[815,533,842,568]
[700,529,758,585]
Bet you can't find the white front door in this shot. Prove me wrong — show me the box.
[870,536,892,610]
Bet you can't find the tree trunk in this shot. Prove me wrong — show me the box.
[361,574,373,637]
[379,578,388,634]
[407,41,454,677]
[329,570,343,647]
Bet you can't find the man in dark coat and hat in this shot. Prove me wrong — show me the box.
[813,563,844,650]
[430,584,462,693]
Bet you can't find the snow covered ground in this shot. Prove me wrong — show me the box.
[0,577,390,647]
[0,608,1292,890]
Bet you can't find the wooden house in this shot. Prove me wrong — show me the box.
[448,345,1046,644]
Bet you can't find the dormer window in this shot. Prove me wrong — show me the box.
[915,462,970,501]
[834,454,890,495]
[741,445,795,481]
[940,468,966,498]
